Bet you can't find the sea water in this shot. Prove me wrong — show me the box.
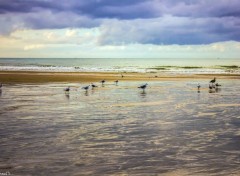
[0,57,239,74]
[0,80,240,175]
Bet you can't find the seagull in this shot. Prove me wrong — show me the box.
[91,83,98,88]
[100,80,105,85]
[210,77,216,84]
[114,80,119,85]
[197,83,201,90]
[82,85,90,91]
[64,86,70,92]
[138,83,148,91]
[0,83,2,93]
[216,83,221,87]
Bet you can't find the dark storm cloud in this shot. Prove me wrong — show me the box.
[0,0,240,44]
[71,0,156,19]
[0,0,62,14]
[97,16,240,45]
[0,0,155,19]
[1,0,240,18]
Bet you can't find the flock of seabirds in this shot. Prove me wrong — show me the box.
[63,77,221,93]
[197,77,221,92]
[0,77,221,94]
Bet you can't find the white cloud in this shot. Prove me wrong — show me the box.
[65,29,78,37]
[24,44,45,51]
[97,16,240,45]
[0,28,240,59]
[8,28,100,46]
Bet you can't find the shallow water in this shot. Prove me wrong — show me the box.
[0,80,240,176]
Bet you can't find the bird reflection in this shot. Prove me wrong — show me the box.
[84,91,89,96]
[215,87,221,93]
[209,89,215,93]
[91,89,95,94]
[139,90,147,98]
[65,93,70,100]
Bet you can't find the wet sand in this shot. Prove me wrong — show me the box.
[0,77,240,175]
[0,71,240,83]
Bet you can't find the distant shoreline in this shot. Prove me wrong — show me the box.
[0,57,239,74]
[1,71,240,83]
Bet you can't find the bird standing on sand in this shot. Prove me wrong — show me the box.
[82,85,90,91]
[91,83,98,88]
[209,77,216,90]
[210,77,216,84]
[197,83,201,90]
[216,83,221,87]
[0,83,2,94]
[100,80,105,85]
[64,86,70,92]
[114,80,119,85]
[138,83,148,91]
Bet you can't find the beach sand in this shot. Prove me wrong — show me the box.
[0,72,240,175]
[0,71,240,83]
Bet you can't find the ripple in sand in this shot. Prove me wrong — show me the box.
[209,104,240,108]
[1,80,240,176]
[111,100,171,107]
[194,112,217,118]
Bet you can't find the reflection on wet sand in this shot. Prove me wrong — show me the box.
[215,87,221,93]
[65,93,70,100]
[0,80,239,175]
[84,91,89,96]
[139,91,147,98]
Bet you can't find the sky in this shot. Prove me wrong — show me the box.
[0,0,240,59]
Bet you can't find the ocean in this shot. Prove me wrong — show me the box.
[0,57,240,74]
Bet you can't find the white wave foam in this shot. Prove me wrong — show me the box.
[0,66,146,73]
[0,65,239,74]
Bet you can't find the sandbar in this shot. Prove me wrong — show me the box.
[0,71,240,83]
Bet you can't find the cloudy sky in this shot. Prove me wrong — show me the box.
[0,0,240,58]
